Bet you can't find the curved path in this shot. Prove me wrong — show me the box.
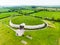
[9,20,48,30]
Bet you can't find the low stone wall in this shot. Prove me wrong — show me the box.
[9,20,48,30]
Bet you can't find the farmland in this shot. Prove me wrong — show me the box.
[0,6,60,45]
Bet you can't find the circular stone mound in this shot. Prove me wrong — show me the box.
[11,16,44,25]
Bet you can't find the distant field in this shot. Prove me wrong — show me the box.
[0,8,9,12]
[30,11,60,19]
[21,10,34,14]
[0,12,20,19]
[0,9,60,45]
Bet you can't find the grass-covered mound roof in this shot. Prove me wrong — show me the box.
[12,16,44,25]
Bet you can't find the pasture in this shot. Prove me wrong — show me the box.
[0,8,60,45]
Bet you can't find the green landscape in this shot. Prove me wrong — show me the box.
[0,6,60,45]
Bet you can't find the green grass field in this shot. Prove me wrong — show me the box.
[30,11,60,19]
[0,9,60,45]
[21,10,34,14]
